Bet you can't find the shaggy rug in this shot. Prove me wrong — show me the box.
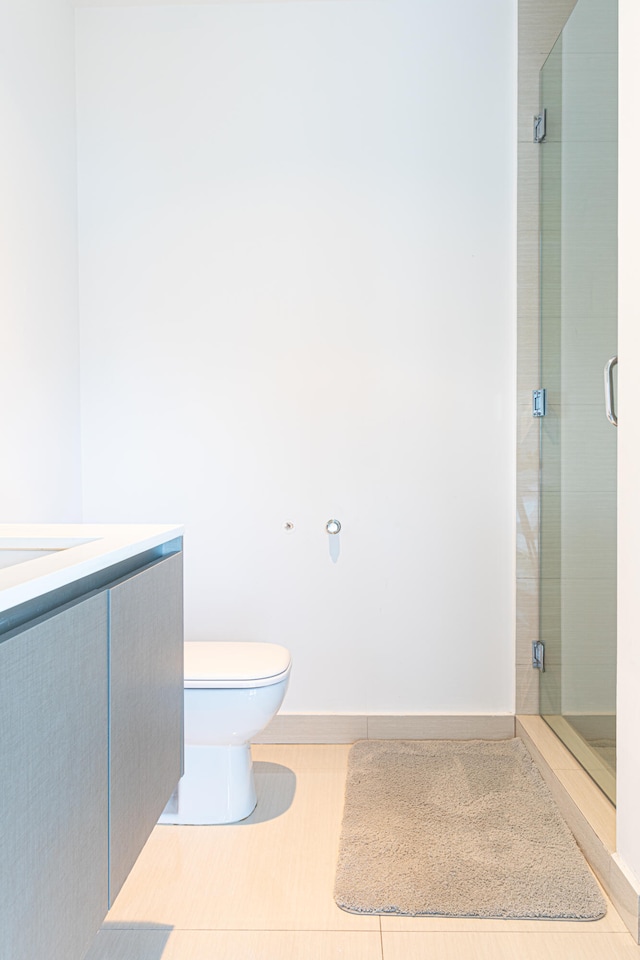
[334,738,606,919]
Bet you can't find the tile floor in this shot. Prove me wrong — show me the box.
[84,744,640,960]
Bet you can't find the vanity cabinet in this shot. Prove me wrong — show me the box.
[109,552,183,902]
[0,549,183,960]
[0,593,109,960]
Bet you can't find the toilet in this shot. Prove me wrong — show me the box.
[159,641,291,825]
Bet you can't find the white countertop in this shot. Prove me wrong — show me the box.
[0,524,183,613]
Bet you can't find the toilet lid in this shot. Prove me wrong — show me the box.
[184,641,292,689]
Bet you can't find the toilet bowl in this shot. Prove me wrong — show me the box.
[159,641,291,825]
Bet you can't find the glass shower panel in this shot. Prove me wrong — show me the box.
[538,0,618,804]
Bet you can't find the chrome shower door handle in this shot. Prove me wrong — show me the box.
[604,356,618,426]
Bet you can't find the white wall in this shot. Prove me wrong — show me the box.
[76,0,516,715]
[0,0,82,521]
[616,0,640,885]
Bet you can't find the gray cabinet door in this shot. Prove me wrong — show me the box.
[108,552,183,903]
[0,593,109,960]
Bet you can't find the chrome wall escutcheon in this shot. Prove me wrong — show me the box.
[325,519,341,535]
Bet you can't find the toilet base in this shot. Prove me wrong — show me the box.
[158,743,257,825]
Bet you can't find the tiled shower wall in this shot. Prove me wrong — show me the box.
[516,0,578,713]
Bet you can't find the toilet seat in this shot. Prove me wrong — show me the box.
[184,641,292,689]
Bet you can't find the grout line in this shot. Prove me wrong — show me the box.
[379,930,639,938]
[102,922,630,933]
[103,925,383,933]
[99,927,640,938]
[189,928,382,933]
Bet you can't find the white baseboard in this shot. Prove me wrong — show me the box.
[253,714,515,744]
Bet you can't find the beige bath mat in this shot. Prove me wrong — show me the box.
[335,738,606,920]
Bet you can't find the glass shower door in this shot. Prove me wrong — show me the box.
[538,0,618,803]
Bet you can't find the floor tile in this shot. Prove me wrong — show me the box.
[88,742,640,960]
[85,928,384,960]
[105,745,377,932]
[382,931,640,959]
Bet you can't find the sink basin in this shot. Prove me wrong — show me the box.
[0,538,97,572]
[0,549,62,570]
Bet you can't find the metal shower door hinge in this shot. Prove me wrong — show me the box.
[532,641,545,672]
[532,388,546,418]
[534,109,547,143]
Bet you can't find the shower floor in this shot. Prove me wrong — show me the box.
[542,714,616,805]
[566,714,616,771]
